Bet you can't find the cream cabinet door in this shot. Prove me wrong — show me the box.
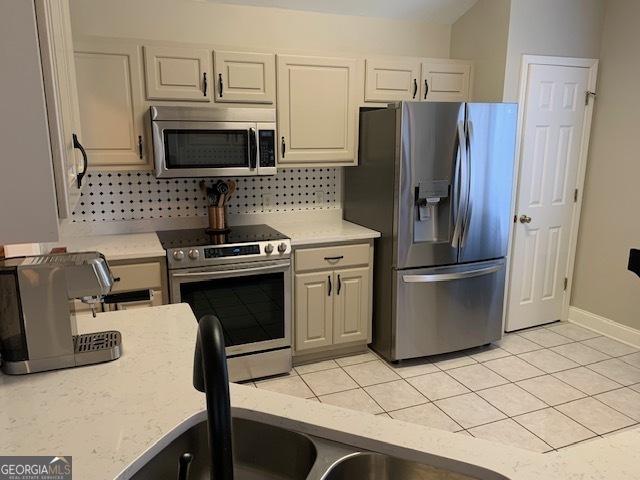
[277,55,358,166]
[333,267,369,344]
[421,61,472,102]
[365,58,421,102]
[36,0,84,219]
[143,45,211,101]
[295,271,334,351]
[74,43,148,168]
[214,50,275,104]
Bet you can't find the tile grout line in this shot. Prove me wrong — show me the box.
[272,334,639,449]
[336,364,404,415]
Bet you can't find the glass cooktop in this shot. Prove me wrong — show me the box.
[157,224,288,249]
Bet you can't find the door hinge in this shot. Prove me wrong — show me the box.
[564,277,568,291]
[574,188,579,202]
[585,90,597,105]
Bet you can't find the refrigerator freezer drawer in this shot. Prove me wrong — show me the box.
[392,259,505,361]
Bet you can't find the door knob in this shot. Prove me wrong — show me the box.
[519,215,532,224]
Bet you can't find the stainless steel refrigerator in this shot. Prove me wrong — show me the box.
[344,101,517,361]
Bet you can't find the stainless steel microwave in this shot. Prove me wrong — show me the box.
[149,106,277,178]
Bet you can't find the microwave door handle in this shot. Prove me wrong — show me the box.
[249,128,258,169]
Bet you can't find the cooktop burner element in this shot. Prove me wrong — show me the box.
[158,224,291,269]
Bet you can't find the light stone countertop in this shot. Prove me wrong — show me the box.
[268,218,380,246]
[51,216,379,262]
[1,304,639,480]
[48,232,165,261]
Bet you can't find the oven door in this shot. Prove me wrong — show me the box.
[170,260,291,356]
[152,120,262,178]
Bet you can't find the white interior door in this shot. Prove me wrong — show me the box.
[507,60,596,331]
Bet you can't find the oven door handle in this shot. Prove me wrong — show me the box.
[172,262,290,279]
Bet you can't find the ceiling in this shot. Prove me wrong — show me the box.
[202,0,478,24]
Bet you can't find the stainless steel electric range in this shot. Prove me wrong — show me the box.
[157,225,292,382]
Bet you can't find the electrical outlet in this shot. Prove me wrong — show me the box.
[262,193,276,211]
[313,190,324,205]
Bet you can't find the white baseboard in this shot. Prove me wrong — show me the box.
[569,306,640,348]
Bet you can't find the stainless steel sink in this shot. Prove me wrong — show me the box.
[131,417,317,480]
[322,452,478,480]
[131,417,510,480]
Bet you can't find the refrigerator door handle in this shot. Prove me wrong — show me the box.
[402,264,501,283]
[451,120,468,247]
[460,120,473,247]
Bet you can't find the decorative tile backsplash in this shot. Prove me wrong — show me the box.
[71,169,341,223]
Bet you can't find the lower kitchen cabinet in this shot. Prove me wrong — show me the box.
[294,271,334,350]
[332,267,369,344]
[71,258,167,314]
[293,242,373,356]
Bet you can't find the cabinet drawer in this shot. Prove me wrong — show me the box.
[295,244,369,272]
[110,262,162,293]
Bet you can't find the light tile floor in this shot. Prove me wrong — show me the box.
[245,322,640,453]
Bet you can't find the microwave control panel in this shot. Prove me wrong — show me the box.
[259,130,276,167]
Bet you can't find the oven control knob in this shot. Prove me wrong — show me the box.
[277,243,288,254]
[173,250,185,261]
[264,243,274,254]
[188,249,200,260]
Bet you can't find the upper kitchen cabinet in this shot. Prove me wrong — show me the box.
[74,42,149,169]
[36,0,84,219]
[277,55,359,166]
[143,45,211,101]
[421,60,472,102]
[213,50,275,104]
[364,58,421,102]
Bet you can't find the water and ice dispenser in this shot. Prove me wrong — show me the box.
[414,180,451,243]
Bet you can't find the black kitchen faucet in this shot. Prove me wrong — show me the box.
[193,315,234,480]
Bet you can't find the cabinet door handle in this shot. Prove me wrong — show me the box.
[248,128,257,169]
[337,274,342,295]
[202,72,208,96]
[324,255,344,261]
[413,78,418,99]
[281,136,286,158]
[138,135,143,159]
[424,79,429,99]
[218,73,223,97]
[328,275,332,296]
[73,133,88,188]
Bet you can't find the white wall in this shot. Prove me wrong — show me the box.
[69,0,451,58]
[450,0,510,102]
[0,0,59,243]
[502,0,605,101]
[571,0,640,330]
